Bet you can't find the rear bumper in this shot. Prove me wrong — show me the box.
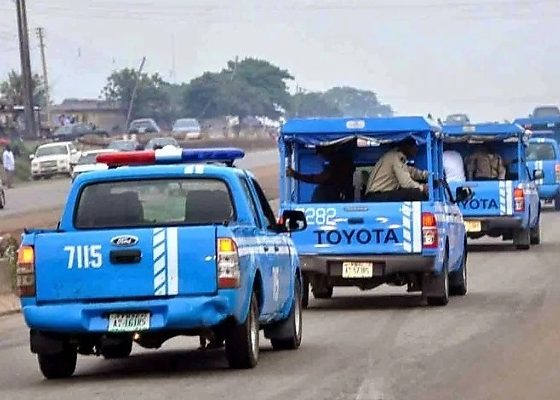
[300,254,437,277]
[537,184,560,199]
[23,295,233,333]
[464,216,523,237]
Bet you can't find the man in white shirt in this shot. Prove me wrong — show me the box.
[443,150,466,182]
[2,145,15,188]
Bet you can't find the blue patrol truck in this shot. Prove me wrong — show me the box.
[515,115,560,210]
[442,123,542,249]
[16,147,307,379]
[279,117,472,308]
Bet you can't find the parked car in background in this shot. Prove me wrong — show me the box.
[128,118,160,134]
[30,142,81,180]
[71,149,116,181]
[172,118,202,139]
[53,123,108,141]
[108,139,141,152]
[144,137,179,150]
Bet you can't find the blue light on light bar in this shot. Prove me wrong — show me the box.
[155,147,245,164]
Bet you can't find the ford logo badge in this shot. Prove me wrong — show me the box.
[111,235,139,247]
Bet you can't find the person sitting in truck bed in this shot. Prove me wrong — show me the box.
[286,146,354,203]
[465,144,506,181]
[364,137,430,202]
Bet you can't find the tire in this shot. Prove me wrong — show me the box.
[225,292,259,369]
[530,216,541,245]
[0,192,5,209]
[426,256,450,306]
[514,228,531,250]
[270,277,303,351]
[101,339,132,359]
[449,251,467,296]
[38,349,77,379]
[302,275,309,309]
[555,195,560,211]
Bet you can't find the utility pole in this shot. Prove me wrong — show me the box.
[125,56,146,129]
[36,27,51,128]
[15,0,37,137]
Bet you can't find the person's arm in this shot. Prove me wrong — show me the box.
[407,165,429,182]
[287,166,330,184]
[392,156,424,190]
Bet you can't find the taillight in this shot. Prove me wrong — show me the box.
[514,188,525,212]
[422,212,438,249]
[555,164,560,183]
[16,245,35,297]
[217,238,240,288]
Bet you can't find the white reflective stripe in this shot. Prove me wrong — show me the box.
[506,180,513,215]
[153,228,167,296]
[166,227,179,296]
[412,201,422,253]
[402,202,412,253]
[499,181,506,215]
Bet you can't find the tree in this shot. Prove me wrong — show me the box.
[0,70,46,107]
[183,58,294,119]
[322,86,393,117]
[102,68,172,125]
[288,92,342,118]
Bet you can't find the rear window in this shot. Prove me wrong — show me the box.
[527,143,556,161]
[74,179,234,229]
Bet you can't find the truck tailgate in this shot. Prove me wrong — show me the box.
[451,181,513,217]
[34,226,217,303]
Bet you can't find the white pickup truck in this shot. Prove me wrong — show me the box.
[30,142,81,180]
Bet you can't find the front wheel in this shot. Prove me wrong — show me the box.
[270,278,303,351]
[38,349,77,379]
[225,292,259,369]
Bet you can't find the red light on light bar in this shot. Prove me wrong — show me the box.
[96,151,156,165]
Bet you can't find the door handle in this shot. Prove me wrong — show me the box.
[274,245,280,252]
[263,246,270,252]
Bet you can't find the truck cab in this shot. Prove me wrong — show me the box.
[515,115,560,210]
[442,123,542,250]
[279,117,471,308]
[17,147,307,379]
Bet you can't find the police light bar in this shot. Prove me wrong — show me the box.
[96,147,245,166]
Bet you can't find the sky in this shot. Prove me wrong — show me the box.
[0,0,559,121]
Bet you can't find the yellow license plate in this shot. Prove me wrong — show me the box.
[342,262,373,278]
[464,220,481,232]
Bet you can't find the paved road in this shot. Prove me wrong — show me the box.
[1,208,560,399]
[1,149,279,217]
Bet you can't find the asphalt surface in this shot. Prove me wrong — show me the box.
[1,149,279,217]
[1,208,560,399]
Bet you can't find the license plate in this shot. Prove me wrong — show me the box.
[464,220,481,232]
[108,312,150,332]
[342,262,373,278]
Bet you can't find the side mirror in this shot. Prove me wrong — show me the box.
[533,169,544,180]
[29,154,35,160]
[278,210,307,233]
[455,186,474,203]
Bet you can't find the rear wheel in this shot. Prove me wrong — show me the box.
[514,228,531,250]
[270,278,303,351]
[225,292,259,369]
[530,216,541,245]
[38,349,77,379]
[555,195,560,211]
[449,251,467,296]
[426,254,450,306]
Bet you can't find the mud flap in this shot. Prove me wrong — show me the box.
[30,330,65,355]
[421,272,444,297]
[513,228,530,250]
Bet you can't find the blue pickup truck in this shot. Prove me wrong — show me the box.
[16,148,307,379]
[279,117,472,308]
[442,123,542,250]
[515,115,560,210]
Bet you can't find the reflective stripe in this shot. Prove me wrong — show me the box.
[402,202,412,253]
[412,201,422,253]
[505,180,513,215]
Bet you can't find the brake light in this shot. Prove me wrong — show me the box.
[16,245,35,297]
[421,212,438,249]
[514,188,525,212]
[217,238,240,288]
[555,164,560,183]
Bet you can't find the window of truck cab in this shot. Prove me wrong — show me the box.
[527,142,556,161]
[73,178,236,229]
